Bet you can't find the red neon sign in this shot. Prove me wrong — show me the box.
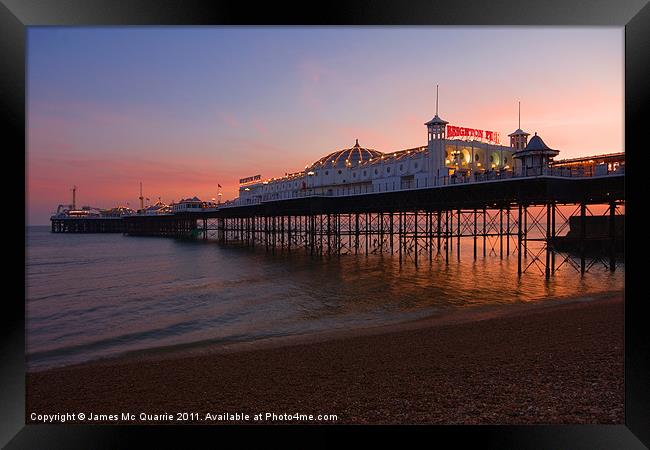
[446,125,500,145]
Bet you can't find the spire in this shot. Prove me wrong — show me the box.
[435,84,439,116]
[508,100,530,138]
[355,138,359,147]
[139,181,144,211]
[425,84,448,127]
[425,83,448,128]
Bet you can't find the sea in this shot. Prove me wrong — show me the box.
[26,225,624,371]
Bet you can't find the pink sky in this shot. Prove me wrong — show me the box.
[27,27,624,224]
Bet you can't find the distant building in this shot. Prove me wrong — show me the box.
[140,200,171,215]
[551,152,625,177]
[171,197,217,212]
[101,206,135,217]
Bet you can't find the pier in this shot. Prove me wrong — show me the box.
[49,103,625,278]
[119,174,624,278]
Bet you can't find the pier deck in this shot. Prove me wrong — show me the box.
[207,174,623,218]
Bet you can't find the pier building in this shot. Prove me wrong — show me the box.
[235,98,623,209]
[171,197,218,212]
[237,108,520,205]
[142,200,171,215]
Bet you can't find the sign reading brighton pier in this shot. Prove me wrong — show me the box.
[239,174,261,184]
[446,125,501,145]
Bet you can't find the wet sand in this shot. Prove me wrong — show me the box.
[26,291,624,424]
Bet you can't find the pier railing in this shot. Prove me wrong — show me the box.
[228,164,625,208]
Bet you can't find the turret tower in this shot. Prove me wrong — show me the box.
[508,101,530,151]
[425,85,449,185]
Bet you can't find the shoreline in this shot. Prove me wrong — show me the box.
[28,289,623,374]
[26,290,624,424]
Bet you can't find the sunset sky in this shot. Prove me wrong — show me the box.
[27,27,623,225]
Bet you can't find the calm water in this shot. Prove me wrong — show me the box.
[26,225,624,371]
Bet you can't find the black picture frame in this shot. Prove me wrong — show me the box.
[4,0,649,447]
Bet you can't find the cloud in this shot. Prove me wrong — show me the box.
[251,117,268,135]
[216,110,241,129]
[297,59,333,110]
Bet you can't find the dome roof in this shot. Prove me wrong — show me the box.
[526,133,549,150]
[425,114,449,126]
[308,139,383,170]
[513,132,559,157]
[508,128,530,137]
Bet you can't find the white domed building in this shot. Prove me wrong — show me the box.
[236,102,527,205]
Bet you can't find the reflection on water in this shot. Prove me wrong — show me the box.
[26,225,624,370]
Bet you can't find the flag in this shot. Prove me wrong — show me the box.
[218,184,222,188]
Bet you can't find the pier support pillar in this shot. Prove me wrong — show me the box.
[523,206,528,258]
[414,211,419,267]
[580,203,586,275]
[609,201,616,272]
[287,215,292,252]
[473,209,477,261]
[551,202,556,274]
[398,212,403,263]
[428,211,433,261]
[365,213,369,256]
[482,208,487,258]
[545,202,551,279]
[506,206,510,256]
[389,212,394,255]
[499,208,503,259]
[517,204,523,275]
[436,211,441,256]
[449,210,453,252]
[457,208,461,260]
[445,209,449,264]
[327,214,331,255]
[355,213,360,255]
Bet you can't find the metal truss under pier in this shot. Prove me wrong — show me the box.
[125,175,624,278]
[51,217,125,233]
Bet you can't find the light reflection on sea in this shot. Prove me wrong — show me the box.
[26,225,624,370]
